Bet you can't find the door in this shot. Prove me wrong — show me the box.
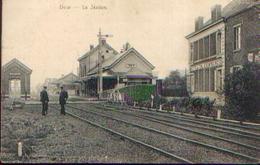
[9,79,21,98]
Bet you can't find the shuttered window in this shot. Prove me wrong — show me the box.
[199,39,204,60]
[210,68,215,91]
[190,43,194,63]
[204,36,210,58]
[210,33,216,56]
[194,41,198,61]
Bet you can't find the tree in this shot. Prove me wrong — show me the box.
[164,70,182,88]
[163,70,188,97]
[224,63,260,121]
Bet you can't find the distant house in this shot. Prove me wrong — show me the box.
[43,78,58,95]
[78,39,156,96]
[52,73,80,96]
[186,0,259,105]
[1,58,32,99]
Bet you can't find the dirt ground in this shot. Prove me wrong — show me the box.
[0,103,175,163]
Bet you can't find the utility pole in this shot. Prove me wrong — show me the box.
[97,28,113,99]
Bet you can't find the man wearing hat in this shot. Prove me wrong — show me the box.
[40,86,49,116]
[59,86,68,115]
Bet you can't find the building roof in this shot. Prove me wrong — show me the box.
[186,0,259,39]
[86,47,155,76]
[222,0,259,18]
[125,67,153,78]
[78,42,118,61]
[53,72,79,84]
[2,58,32,74]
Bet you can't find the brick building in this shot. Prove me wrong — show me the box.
[186,0,259,105]
[223,0,260,75]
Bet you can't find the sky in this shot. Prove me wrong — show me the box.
[2,0,232,91]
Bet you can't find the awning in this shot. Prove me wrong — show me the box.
[81,75,117,81]
[126,75,151,79]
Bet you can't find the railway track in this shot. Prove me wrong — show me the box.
[127,105,260,132]
[49,104,192,163]
[78,103,260,152]
[53,104,259,163]
[99,103,260,140]
[103,103,260,132]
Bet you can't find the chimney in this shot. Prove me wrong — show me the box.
[90,45,94,50]
[195,16,204,31]
[125,42,131,51]
[211,5,222,22]
[101,39,106,45]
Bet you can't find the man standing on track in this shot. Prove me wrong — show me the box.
[40,86,49,116]
[59,86,68,115]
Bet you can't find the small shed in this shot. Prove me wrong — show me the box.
[1,58,32,99]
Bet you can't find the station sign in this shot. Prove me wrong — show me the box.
[9,72,21,79]
[190,59,223,71]
[10,73,21,76]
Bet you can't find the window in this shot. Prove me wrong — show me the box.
[190,43,194,63]
[215,68,222,91]
[194,41,198,61]
[194,70,199,92]
[204,36,209,58]
[190,74,194,93]
[216,32,222,54]
[199,69,203,91]
[234,25,241,51]
[210,32,216,56]
[210,68,215,91]
[127,64,136,68]
[230,65,242,73]
[193,68,215,92]
[205,68,210,91]
[199,39,204,60]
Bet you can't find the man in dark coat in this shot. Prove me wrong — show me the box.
[40,86,49,116]
[59,86,68,115]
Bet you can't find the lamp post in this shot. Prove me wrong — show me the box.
[97,28,113,99]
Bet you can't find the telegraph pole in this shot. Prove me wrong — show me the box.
[97,28,113,99]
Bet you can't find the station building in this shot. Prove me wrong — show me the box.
[1,58,32,99]
[186,0,260,105]
[78,40,155,96]
[52,73,80,96]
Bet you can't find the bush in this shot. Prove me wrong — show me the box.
[186,97,215,117]
[223,63,260,121]
[119,85,155,102]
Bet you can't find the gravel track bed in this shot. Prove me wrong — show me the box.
[72,104,259,158]
[76,103,260,148]
[1,104,177,163]
[64,105,252,163]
